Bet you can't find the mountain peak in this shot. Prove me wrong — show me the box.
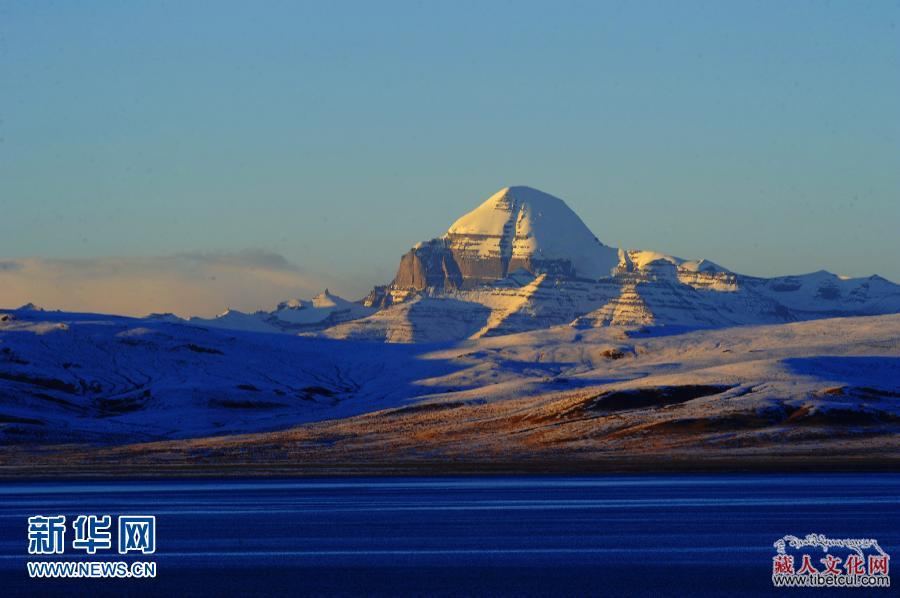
[276,290,351,311]
[444,186,619,280]
[16,302,44,312]
[448,186,581,236]
[380,186,621,297]
[312,289,347,308]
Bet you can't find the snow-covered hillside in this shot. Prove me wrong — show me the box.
[0,308,454,444]
[2,307,897,469]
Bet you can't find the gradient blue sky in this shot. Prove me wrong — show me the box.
[2,1,898,313]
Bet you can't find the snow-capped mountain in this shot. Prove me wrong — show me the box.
[384,186,620,293]
[320,186,900,343]
[22,185,895,344]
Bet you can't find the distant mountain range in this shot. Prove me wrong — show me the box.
[179,186,900,343]
[179,289,375,334]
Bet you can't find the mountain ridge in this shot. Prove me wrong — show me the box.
[31,185,896,343]
[320,186,900,342]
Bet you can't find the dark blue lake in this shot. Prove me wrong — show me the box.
[1,475,897,596]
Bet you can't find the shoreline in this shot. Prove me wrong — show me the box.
[3,456,899,479]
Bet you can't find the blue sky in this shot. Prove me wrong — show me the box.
[1,1,898,314]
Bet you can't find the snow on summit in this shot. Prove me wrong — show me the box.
[446,186,620,280]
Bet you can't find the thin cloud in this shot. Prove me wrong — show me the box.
[0,261,23,272]
[0,251,336,318]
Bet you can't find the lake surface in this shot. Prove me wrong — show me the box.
[1,474,897,596]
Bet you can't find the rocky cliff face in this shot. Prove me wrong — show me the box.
[390,239,465,291]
